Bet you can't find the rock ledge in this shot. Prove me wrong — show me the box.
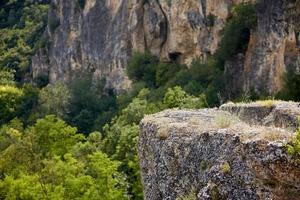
[139,101,300,200]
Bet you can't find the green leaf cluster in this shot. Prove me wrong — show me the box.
[215,3,257,64]
[0,0,49,81]
[0,116,127,200]
[287,118,300,161]
[102,86,206,199]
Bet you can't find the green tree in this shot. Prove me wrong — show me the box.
[16,84,39,124]
[103,89,161,199]
[287,118,300,162]
[278,70,300,101]
[0,85,24,124]
[0,1,49,81]
[163,86,206,109]
[126,52,159,87]
[68,74,117,133]
[0,70,15,85]
[215,3,257,64]
[155,62,181,87]
[37,82,71,119]
[0,116,127,200]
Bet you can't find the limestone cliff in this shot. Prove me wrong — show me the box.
[32,0,300,94]
[139,101,300,200]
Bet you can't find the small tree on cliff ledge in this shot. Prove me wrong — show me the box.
[287,118,300,162]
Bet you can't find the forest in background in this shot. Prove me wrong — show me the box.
[0,1,300,199]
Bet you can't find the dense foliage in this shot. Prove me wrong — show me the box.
[278,70,300,101]
[0,0,49,82]
[215,3,257,65]
[1,2,300,200]
[0,116,127,200]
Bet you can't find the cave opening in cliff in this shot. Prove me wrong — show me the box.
[168,52,182,62]
[239,28,251,53]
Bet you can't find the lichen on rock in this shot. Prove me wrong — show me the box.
[139,102,300,200]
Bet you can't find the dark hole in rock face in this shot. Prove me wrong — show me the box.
[169,52,182,62]
[239,28,251,53]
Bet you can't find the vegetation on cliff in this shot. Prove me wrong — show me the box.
[0,0,49,82]
[288,118,300,161]
[0,2,299,200]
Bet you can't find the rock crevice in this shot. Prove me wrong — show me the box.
[139,101,300,200]
[32,0,300,94]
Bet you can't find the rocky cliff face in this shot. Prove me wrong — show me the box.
[139,101,300,200]
[32,0,300,94]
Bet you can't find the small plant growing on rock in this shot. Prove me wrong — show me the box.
[206,14,216,27]
[257,100,276,108]
[220,162,231,174]
[176,188,197,200]
[215,113,238,129]
[287,118,300,161]
[200,160,208,171]
[210,185,222,200]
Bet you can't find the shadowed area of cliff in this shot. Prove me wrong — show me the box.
[139,101,300,200]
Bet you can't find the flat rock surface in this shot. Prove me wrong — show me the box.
[139,102,300,200]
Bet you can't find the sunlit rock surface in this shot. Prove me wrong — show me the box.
[139,101,300,200]
[32,0,300,94]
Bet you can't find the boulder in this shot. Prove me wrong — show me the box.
[139,101,300,200]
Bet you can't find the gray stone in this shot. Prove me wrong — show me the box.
[32,0,300,95]
[139,102,300,200]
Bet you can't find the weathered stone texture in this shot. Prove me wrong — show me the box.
[221,101,300,131]
[32,0,300,94]
[139,102,300,200]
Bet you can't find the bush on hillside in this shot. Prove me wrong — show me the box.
[278,69,300,101]
[68,74,117,133]
[126,52,159,87]
[287,118,300,162]
[0,85,24,124]
[215,3,257,65]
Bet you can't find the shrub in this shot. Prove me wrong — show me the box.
[206,14,216,27]
[0,69,15,85]
[163,86,205,109]
[221,162,231,173]
[0,85,24,124]
[215,113,238,129]
[36,35,50,50]
[287,118,300,161]
[176,188,197,200]
[37,82,71,119]
[16,84,39,124]
[215,3,257,64]
[155,62,181,87]
[68,74,117,133]
[278,69,300,101]
[126,52,159,87]
[34,74,49,88]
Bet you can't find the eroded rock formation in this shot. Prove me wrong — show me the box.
[139,101,300,200]
[32,0,300,94]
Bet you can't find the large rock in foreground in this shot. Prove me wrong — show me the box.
[139,101,300,200]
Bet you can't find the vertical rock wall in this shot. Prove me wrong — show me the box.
[32,0,300,94]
